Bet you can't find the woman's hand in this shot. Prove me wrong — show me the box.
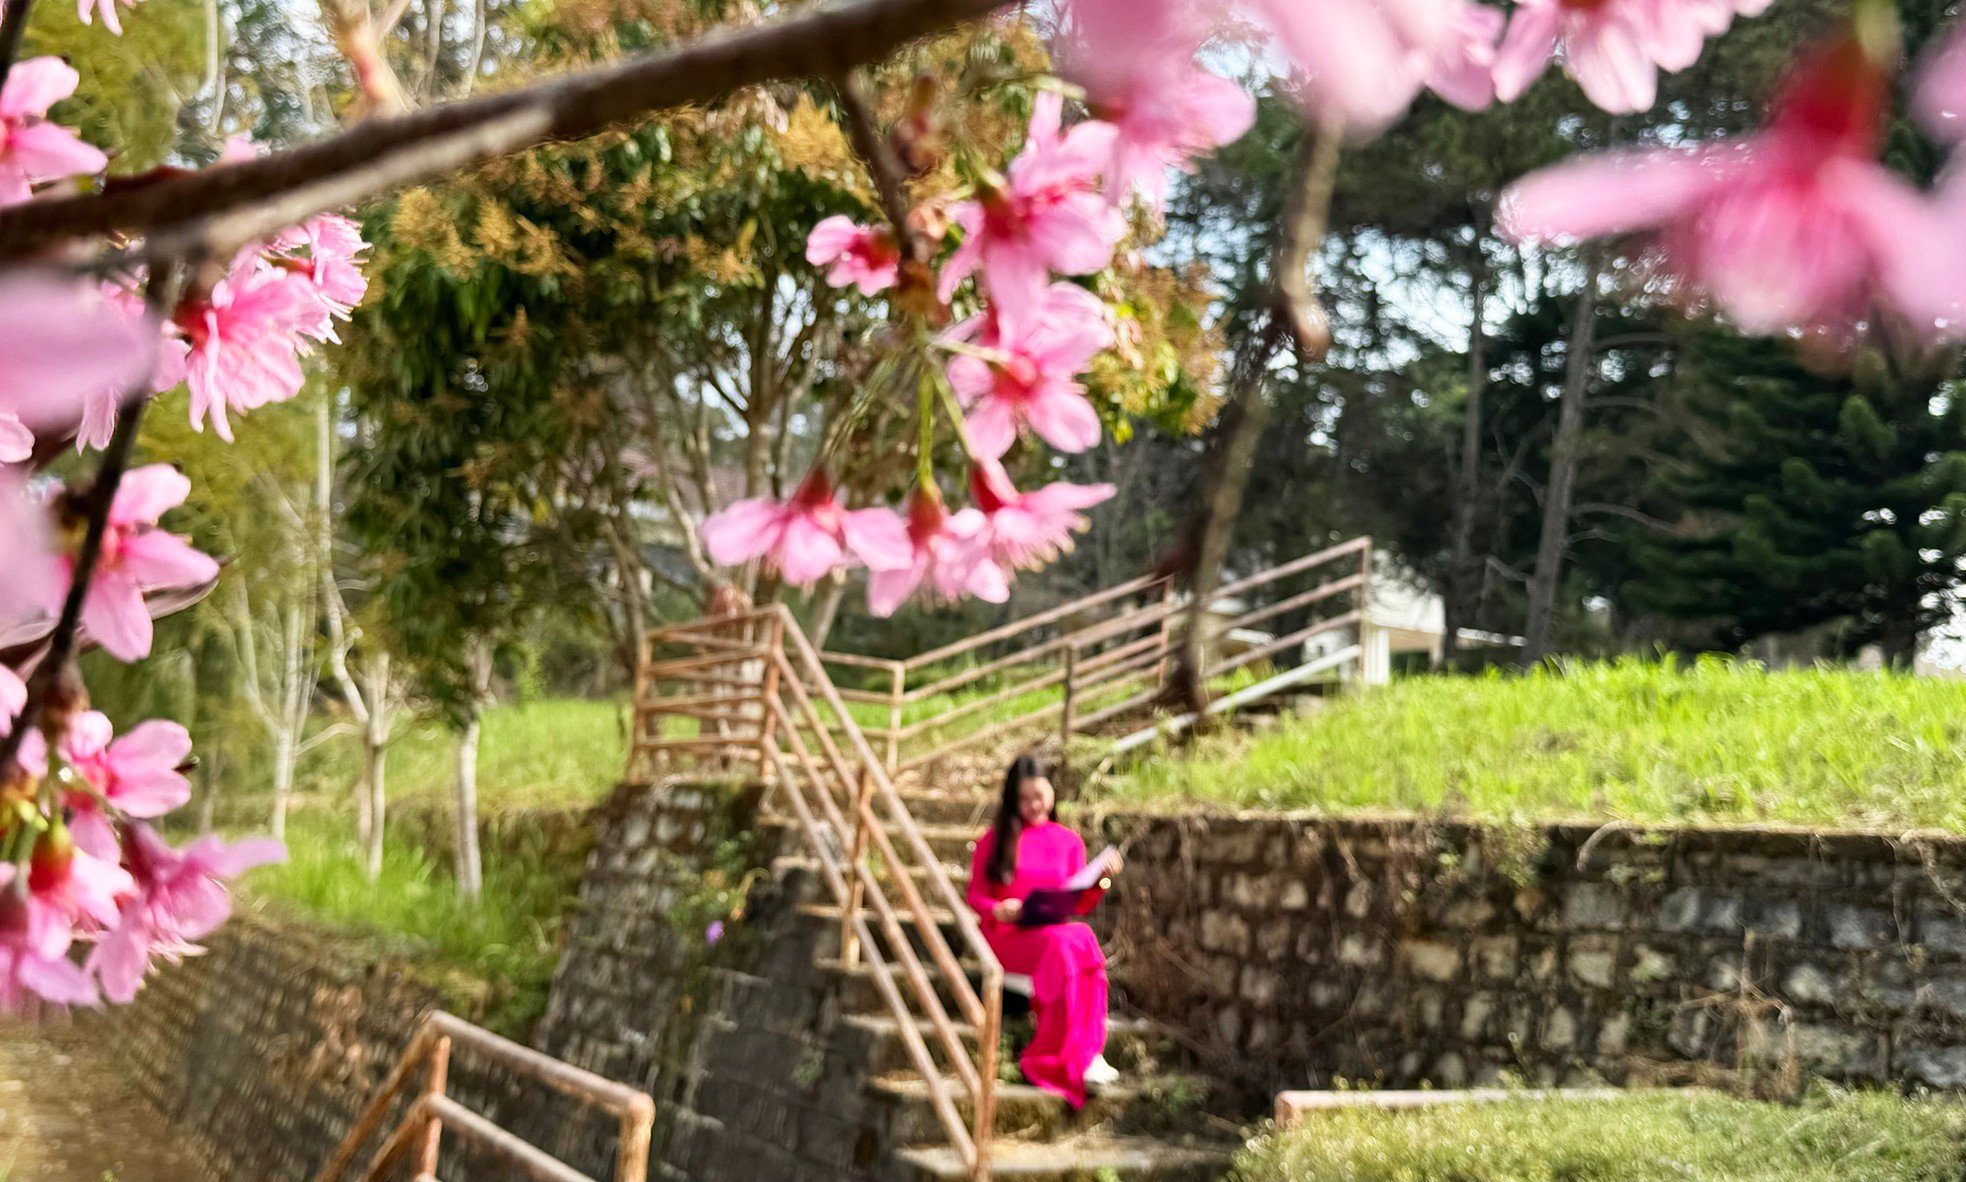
[1100,849,1124,878]
[992,898,1023,923]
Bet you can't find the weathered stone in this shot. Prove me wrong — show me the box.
[1241,965,1281,1007]
[1232,874,1282,910]
[1568,935,1619,989]
[1783,963,1838,1007]
[1338,934,1381,968]
[1829,904,1893,951]
[1472,935,1518,980]
[1543,1007,1578,1051]
[1905,1047,1966,1089]
[1745,899,1803,940]
[1344,882,1375,919]
[1279,880,1311,911]
[1630,945,1674,984]
[1200,911,1251,955]
[1404,940,1462,983]
[1660,887,1702,932]
[1461,994,1496,1040]
[1432,1051,1469,1088]
[1563,884,1629,931]
[1923,977,1966,1019]
[1597,1012,1631,1056]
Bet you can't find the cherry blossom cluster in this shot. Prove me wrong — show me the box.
[0,18,369,1010]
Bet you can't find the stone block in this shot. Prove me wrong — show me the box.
[1461,993,1496,1040]
[1241,965,1281,1007]
[1338,934,1383,968]
[1200,911,1251,955]
[1543,1007,1578,1051]
[1630,945,1674,984]
[1597,1012,1631,1056]
[1279,880,1311,911]
[1782,963,1839,1008]
[1568,936,1619,989]
[1344,882,1375,920]
[1563,884,1629,931]
[1472,936,1518,980]
[1829,904,1893,951]
[1403,940,1462,983]
[1745,898,1803,940]
[1906,1046,1966,1088]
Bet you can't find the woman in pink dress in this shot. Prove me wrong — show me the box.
[964,755,1123,1107]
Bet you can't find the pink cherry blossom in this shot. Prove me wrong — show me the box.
[0,272,158,446]
[87,825,283,1004]
[0,411,29,463]
[1499,36,1949,338]
[1256,0,1501,133]
[0,57,107,204]
[274,213,371,328]
[175,259,319,441]
[29,826,133,931]
[1089,59,1255,207]
[701,470,912,586]
[1056,0,1215,102]
[946,283,1113,458]
[78,0,141,35]
[868,487,1007,617]
[0,665,22,721]
[1493,0,1770,114]
[60,712,194,860]
[1916,22,1966,144]
[939,93,1126,314]
[807,216,902,294]
[0,474,56,626]
[966,459,1115,574]
[0,866,96,1010]
[53,464,221,662]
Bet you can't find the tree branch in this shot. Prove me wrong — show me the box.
[0,0,36,98]
[0,0,1008,264]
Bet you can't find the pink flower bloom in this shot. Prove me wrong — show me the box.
[939,93,1126,314]
[175,260,318,441]
[60,712,194,861]
[806,216,902,295]
[54,464,220,662]
[87,825,283,1004]
[0,411,29,463]
[966,459,1114,574]
[275,214,371,326]
[1499,36,1948,338]
[1916,23,1966,144]
[77,0,140,34]
[946,283,1113,458]
[0,57,107,204]
[1257,0,1501,132]
[1056,0,1214,101]
[0,664,22,720]
[700,470,912,587]
[1493,0,1770,114]
[1090,59,1255,207]
[0,272,158,445]
[868,487,1007,617]
[0,866,96,1011]
[0,473,56,627]
[29,826,133,932]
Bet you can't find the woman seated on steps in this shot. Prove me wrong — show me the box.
[964,754,1123,1108]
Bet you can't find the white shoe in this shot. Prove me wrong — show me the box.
[1083,1054,1119,1088]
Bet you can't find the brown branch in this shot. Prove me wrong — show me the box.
[834,72,926,266]
[0,0,35,97]
[0,0,1009,264]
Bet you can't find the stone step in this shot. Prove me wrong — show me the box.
[890,1134,1234,1182]
[840,1013,1175,1078]
[869,1070,1220,1145]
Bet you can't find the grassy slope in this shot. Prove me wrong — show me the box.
[1108,657,1966,832]
[1234,1090,1966,1182]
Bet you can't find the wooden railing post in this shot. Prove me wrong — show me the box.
[757,615,785,775]
[841,766,873,968]
[886,662,904,773]
[971,970,1002,1182]
[1060,643,1078,747]
[414,1033,451,1180]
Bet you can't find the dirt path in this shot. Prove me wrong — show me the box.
[0,1018,211,1182]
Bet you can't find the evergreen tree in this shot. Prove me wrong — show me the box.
[1625,335,1966,663]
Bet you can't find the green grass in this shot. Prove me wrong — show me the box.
[245,809,581,1036]
[1106,656,1966,832]
[1233,1089,1966,1182]
[287,698,630,814]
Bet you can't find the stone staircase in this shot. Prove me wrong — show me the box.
[758,790,1241,1182]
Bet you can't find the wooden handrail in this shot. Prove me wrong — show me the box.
[899,571,1169,670]
[315,1011,654,1182]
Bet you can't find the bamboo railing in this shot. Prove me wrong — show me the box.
[628,605,1003,1182]
[313,1010,654,1182]
[817,536,1375,774]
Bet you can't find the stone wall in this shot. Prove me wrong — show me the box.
[79,910,607,1182]
[1095,810,1966,1103]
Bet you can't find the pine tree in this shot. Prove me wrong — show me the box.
[1626,334,1966,664]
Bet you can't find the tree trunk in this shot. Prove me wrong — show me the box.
[1522,251,1604,666]
[1442,221,1490,670]
[365,724,387,880]
[453,639,492,902]
[268,730,295,843]
[808,570,847,650]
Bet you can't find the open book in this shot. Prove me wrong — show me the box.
[1014,846,1118,927]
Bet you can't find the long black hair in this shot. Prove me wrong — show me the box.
[988,754,1054,885]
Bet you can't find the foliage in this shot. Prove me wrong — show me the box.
[1232,1088,1966,1182]
[1106,656,1966,831]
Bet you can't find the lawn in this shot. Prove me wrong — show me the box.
[1234,1089,1966,1182]
[1106,656,1966,832]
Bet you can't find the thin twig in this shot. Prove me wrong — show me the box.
[0,0,1009,263]
[0,0,36,97]
[0,264,183,778]
[834,72,925,267]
